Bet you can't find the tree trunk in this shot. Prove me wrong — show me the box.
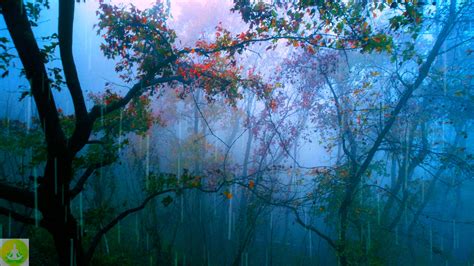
[39,157,86,266]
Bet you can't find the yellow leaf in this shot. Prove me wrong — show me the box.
[370,71,380,77]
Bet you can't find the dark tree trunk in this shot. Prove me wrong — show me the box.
[38,157,86,266]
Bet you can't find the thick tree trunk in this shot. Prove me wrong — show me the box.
[39,157,86,266]
[49,214,85,266]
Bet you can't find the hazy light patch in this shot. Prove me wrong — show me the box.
[84,0,242,45]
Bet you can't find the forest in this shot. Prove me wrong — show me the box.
[0,0,473,265]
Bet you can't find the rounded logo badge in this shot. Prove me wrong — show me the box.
[0,239,29,266]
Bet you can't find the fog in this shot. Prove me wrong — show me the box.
[0,0,473,265]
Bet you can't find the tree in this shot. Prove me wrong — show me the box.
[236,0,473,264]
[1,0,472,265]
[0,1,268,264]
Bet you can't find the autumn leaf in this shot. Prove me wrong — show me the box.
[248,180,255,189]
[269,99,278,111]
[370,71,380,77]
[223,191,233,199]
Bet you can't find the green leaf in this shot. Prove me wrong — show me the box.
[161,195,173,207]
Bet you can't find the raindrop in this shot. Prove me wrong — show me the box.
[145,134,150,190]
[452,220,456,249]
[366,221,371,253]
[429,225,432,261]
[213,193,217,217]
[136,215,140,247]
[228,186,233,240]
[79,192,83,236]
[395,226,398,245]
[207,250,210,266]
[440,233,444,251]
[180,193,184,224]
[54,157,58,195]
[421,180,425,202]
[376,193,380,225]
[404,202,408,227]
[33,167,39,227]
[118,109,123,154]
[146,233,149,251]
[270,211,273,231]
[8,213,11,237]
[101,223,110,254]
[404,130,409,190]
[177,120,184,223]
[265,249,268,266]
[26,96,31,131]
[308,219,312,257]
[117,220,121,245]
[70,238,74,266]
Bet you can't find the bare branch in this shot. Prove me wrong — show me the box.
[0,206,36,226]
[84,188,176,262]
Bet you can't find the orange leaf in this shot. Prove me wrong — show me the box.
[249,180,255,189]
[224,191,233,199]
[269,99,278,111]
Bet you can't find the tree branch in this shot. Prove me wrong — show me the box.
[0,206,36,226]
[0,182,35,208]
[351,0,457,202]
[70,162,107,199]
[70,159,115,198]
[88,75,185,122]
[84,188,176,262]
[293,208,337,250]
[58,0,91,154]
